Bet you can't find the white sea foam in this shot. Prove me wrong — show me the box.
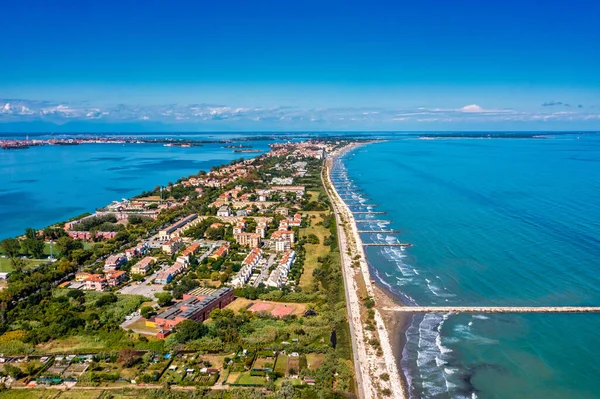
[454,324,499,344]
[472,314,490,320]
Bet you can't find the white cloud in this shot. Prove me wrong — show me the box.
[0,98,598,127]
[459,104,485,113]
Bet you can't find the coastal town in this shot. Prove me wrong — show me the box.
[0,135,276,151]
[0,139,403,399]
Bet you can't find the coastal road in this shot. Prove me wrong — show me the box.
[325,147,407,399]
[323,155,368,399]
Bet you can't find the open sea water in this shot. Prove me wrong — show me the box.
[332,134,600,399]
[0,137,273,240]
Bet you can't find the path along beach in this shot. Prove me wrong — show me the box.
[324,142,408,399]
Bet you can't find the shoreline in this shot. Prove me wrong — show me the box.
[372,283,411,391]
[324,141,408,399]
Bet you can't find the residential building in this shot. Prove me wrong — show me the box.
[265,250,296,288]
[233,221,246,235]
[162,238,183,255]
[271,177,293,185]
[256,222,268,238]
[210,242,230,259]
[271,230,295,247]
[104,254,127,271]
[234,232,261,248]
[270,186,305,198]
[217,206,231,217]
[131,256,155,275]
[155,257,188,284]
[275,207,289,216]
[158,214,198,241]
[230,248,262,288]
[105,270,127,286]
[85,274,107,291]
[181,243,200,257]
[288,213,302,227]
[274,238,290,252]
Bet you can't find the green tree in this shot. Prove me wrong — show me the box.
[154,292,173,307]
[1,238,21,267]
[173,319,208,343]
[22,237,45,259]
[25,227,37,240]
[55,236,83,258]
[140,306,153,319]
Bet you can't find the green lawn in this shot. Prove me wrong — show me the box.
[0,390,60,399]
[299,211,332,289]
[274,354,288,374]
[0,257,47,273]
[57,391,102,399]
[235,373,266,385]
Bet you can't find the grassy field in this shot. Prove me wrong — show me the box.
[0,390,60,399]
[307,190,320,202]
[57,391,102,399]
[274,354,288,374]
[0,257,47,273]
[299,211,332,289]
[235,372,265,385]
[306,353,326,370]
[35,335,111,354]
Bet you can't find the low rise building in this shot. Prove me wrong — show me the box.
[131,256,155,275]
[217,206,231,217]
[287,213,302,227]
[265,250,296,288]
[271,230,295,252]
[233,221,245,235]
[162,238,183,255]
[210,242,230,259]
[181,243,200,257]
[234,232,261,248]
[85,274,107,291]
[230,248,262,288]
[256,222,268,238]
[104,254,127,271]
[155,257,188,284]
[105,270,127,286]
[155,287,235,335]
[158,214,199,241]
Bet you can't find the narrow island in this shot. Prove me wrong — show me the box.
[0,139,407,399]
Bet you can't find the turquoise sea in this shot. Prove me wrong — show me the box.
[0,135,273,240]
[332,134,600,399]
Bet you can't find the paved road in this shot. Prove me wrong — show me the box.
[322,159,367,399]
[253,253,276,287]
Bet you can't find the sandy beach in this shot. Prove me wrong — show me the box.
[324,141,408,399]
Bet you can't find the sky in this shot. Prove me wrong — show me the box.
[1,0,600,131]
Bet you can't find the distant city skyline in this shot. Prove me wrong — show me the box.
[1,0,599,131]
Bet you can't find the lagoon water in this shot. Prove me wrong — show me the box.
[333,134,600,399]
[0,137,273,240]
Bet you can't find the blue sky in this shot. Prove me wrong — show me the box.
[1,0,600,131]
